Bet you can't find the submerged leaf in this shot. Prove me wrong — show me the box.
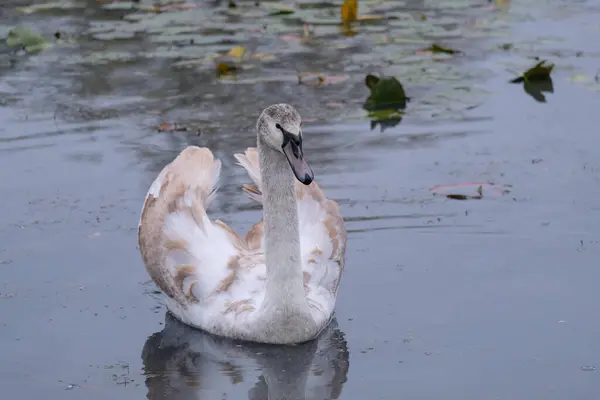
[421,44,461,55]
[157,122,190,133]
[265,3,295,15]
[430,182,511,200]
[216,63,239,76]
[17,1,84,14]
[6,27,49,53]
[298,72,349,86]
[510,60,554,83]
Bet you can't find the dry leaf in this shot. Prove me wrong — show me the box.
[298,72,349,86]
[157,122,190,132]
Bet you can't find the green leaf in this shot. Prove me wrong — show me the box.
[510,60,554,84]
[365,74,380,90]
[6,27,49,53]
[363,75,407,111]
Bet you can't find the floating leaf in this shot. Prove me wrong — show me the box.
[298,72,324,85]
[510,60,554,84]
[365,74,379,90]
[157,122,190,133]
[249,52,276,62]
[297,72,350,86]
[510,60,555,102]
[227,45,246,59]
[363,74,408,131]
[430,182,511,200]
[421,44,461,55]
[341,0,357,24]
[265,3,295,15]
[17,1,84,14]
[357,14,384,21]
[364,74,407,110]
[6,27,49,53]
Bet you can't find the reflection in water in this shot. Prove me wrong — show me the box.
[523,78,554,103]
[141,313,350,400]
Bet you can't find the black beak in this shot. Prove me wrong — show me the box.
[281,130,314,185]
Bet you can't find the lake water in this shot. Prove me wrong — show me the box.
[1,0,599,399]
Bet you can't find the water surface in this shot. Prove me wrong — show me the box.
[1,0,599,399]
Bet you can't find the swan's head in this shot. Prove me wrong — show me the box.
[257,103,314,185]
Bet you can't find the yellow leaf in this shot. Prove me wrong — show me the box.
[227,45,246,59]
[341,0,357,24]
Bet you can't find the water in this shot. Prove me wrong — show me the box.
[0,0,599,398]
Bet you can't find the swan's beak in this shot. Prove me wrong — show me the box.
[282,135,314,185]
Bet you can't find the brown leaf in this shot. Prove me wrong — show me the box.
[157,122,190,133]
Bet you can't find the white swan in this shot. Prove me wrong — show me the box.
[138,104,347,345]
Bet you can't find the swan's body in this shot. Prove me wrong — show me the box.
[138,104,347,345]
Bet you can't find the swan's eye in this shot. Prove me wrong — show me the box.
[275,123,283,131]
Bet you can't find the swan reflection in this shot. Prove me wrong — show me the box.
[142,313,350,400]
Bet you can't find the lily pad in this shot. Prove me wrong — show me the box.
[6,27,50,53]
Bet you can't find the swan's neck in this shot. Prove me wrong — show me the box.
[258,137,307,311]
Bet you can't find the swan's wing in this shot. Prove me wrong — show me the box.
[296,180,347,320]
[234,147,347,294]
[139,146,248,307]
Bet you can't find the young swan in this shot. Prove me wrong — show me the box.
[138,104,347,345]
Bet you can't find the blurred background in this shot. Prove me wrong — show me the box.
[1,0,600,399]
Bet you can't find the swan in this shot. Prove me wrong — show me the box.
[138,103,347,345]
